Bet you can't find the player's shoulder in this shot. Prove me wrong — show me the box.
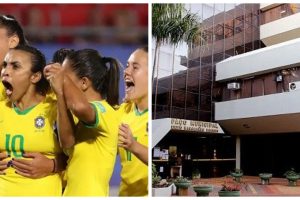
[91,100,113,114]
[118,101,134,114]
[0,100,11,108]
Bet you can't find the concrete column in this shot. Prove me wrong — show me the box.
[235,136,241,169]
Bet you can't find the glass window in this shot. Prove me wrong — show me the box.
[172,70,187,90]
[214,23,224,41]
[199,110,211,121]
[155,104,170,119]
[185,91,199,110]
[156,86,171,105]
[171,106,185,119]
[187,67,200,93]
[172,89,186,108]
[185,109,198,120]
[199,94,211,111]
[200,64,213,81]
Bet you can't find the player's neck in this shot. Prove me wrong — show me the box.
[15,90,44,111]
[135,95,148,113]
[85,89,102,102]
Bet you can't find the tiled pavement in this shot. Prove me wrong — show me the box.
[185,176,300,196]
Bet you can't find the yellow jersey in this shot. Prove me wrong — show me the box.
[63,100,118,196]
[0,98,62,196]
[45,90,57,101]
[118,102,148,196]
[0,83,6,101]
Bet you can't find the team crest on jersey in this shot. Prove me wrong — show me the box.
[35,116,45,129]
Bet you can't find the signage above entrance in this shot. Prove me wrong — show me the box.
[171,118,224,134]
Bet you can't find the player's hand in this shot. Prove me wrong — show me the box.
[44,63,60,79]
[118,123,136,151]
[44,63,64,95]
[118,123,148,165]
[0,152,9,175]
[11,152,54,179]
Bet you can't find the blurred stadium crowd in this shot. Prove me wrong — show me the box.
[0,4,148,45]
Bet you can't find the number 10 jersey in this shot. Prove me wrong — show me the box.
[0,99,62,196]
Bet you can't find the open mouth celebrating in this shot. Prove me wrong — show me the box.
[125,80,135,92]
[2,80,13,97]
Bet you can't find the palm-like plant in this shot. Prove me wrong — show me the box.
[152,4,201,81]
[152,4,202,118]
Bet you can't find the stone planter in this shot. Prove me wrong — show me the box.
[218,190,240,197]
[259,173,272,185]
[174,181,192,196]
[152,183,175,197]
[230,172,243,183]
[286,175,300,186]
[193,185,213,196]
[192,173,201,179]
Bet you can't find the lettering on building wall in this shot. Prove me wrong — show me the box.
[171,118,220,133]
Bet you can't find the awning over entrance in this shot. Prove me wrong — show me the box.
[152,118,224,148]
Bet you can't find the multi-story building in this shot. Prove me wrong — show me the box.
[216,3,300,177]
[153,3,300,178]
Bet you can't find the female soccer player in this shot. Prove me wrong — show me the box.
[52,48,75,64]
[0,45,63,196]
[118,47,148,196]
[0,15,28,101]
[0,15,66,181]
[44,49,121,196]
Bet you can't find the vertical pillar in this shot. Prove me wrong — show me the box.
[236,136,241,169]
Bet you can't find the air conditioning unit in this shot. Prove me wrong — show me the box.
[227,82,240,90]
[289,81,300,91]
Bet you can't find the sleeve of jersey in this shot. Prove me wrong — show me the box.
[82,102,110,135]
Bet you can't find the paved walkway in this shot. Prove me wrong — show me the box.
[184,176,300,196]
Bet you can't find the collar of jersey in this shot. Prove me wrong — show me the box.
[134,105,148,116]
[13,103,37,115]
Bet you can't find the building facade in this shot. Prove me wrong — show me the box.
[153,3,300,178]
[215,3,300,177]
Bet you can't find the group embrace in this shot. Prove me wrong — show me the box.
[0,15,148,196]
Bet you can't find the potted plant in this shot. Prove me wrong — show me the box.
[193,184,213,196]
[192,168,201,179]
[284,168,300,186]
[230,168,243,183]
[259,173,272,185]
[173,176,192,196]
[152,164,174,196]
[218,176,241,197]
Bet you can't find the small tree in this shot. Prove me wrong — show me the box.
[152,4,203,118]
[152,163,161,187]
[152,4,202,81]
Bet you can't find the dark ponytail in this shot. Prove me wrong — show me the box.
[66,49,121,107]
[101,57,120,107]
[13,45,49,95]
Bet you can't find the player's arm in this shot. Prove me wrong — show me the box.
[44,63,76,148]
[57,80,76,148]
[11,152,68,179]
[62,75,96,125]
[129,141,148,165]
[0,152,9,175]
[118,123,148,165]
